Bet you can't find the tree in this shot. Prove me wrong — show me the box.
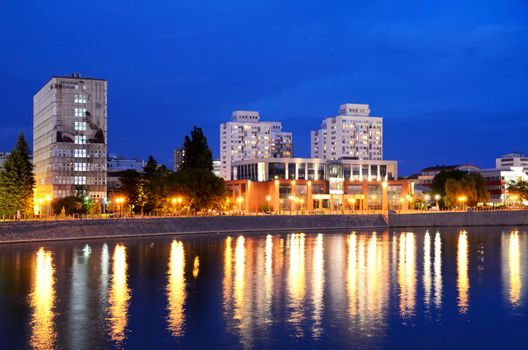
[440,172,489,208]
[181,126,213,171]
[508,179,528,201]
[174,169,226,213]
[0,133,35,217]
[431,170,465,199]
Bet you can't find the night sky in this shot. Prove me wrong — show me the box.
[1,0,527,175]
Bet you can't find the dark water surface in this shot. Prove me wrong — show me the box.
[1,227,527,349]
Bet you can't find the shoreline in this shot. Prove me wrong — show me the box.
[0,210,527,244]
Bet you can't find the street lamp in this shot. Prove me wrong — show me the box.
[236,196,244,213]
[44,195,52,218]
[457,195,467,210]
[424,194,430,210]
[116,197,125,216]
[434,194,441,209]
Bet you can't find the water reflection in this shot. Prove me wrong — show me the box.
[193,256,200,279]
[347,232,389,335]
[457,231,469,314]
[107,244,131,345]
[288,233,306,336]
[29,248,57,350]
[434,232,442,309]
[398,232,416,319]
[423,231,432,310]
[167,240,186,336]
[311,234,324,338]
[503,231,522,306]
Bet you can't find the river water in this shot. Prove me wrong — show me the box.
[0,227,527,349]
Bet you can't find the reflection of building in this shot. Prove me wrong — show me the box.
[496,153,528,172]
[226,157,411,212]
[173,147,185,172]
[417,164,480,187]
[311,104,382,160]
[33,74,107,202]
[220,110,293,180]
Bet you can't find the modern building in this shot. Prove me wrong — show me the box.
[496,152,528,172]
[220,110,293,180]
[33,73,107,205]
[173,147,185,172]
[479,167,528,204]
[226,157,408,212]
[417,164,481,187]
[311,103,382,160]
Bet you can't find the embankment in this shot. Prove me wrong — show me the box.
[389,210,528,228]
[0,214,386,243]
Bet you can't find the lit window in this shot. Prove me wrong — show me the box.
[74,176,86,185]
[74,135,87,144]
[74,108,87,117]
[74,121,87,131]
[74,95,87,103]
[74,149,87,158]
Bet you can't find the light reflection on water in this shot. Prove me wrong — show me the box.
[29,248,57,350]
[4,228,527,349]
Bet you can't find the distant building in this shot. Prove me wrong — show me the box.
[479,167,528,203]
[107,154,146,192]
[0,152,10,169]
[33,74,107,205]
[417,164,481,187]
[311,103,382,160]
[220,110,293,180]
[173,147,185,172]
[213,160,221,177]
[496,152,528,172]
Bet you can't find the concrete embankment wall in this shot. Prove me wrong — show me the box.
[389,210,528,228]
[0,214,386,243]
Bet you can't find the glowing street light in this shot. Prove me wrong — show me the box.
[457,195,467,210]
[434,194,441,209]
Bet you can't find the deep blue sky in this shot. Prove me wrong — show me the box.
[1,0,527,175]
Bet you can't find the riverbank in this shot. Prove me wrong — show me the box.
[389,209,528,227]
[0,214,386,243]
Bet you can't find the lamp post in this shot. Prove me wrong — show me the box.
[288,195,295,215]
[266,195,271,213]
[424,194,431,211]
[457,195,467,211]
[44,195,52,218]
[38,198,44,219]
[434,194,441,210]
[236,196,244,214]
[116,197,125,217]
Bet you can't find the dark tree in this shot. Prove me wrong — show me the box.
[431,170,465,198]
[0,133,35,216]
[508,179,528,201]
[433,170,489,208]
[181,126,213,171]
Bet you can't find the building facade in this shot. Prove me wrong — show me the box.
[33,74,107,204]
[311,103,382,160]
[479,167,528,203]
[496,153,528,172]
[220,110,293,180]
[107,154,146,192]
[226,157,406,212]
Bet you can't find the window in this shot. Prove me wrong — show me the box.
[74,176,86,185]
[74,135,87,144]
[74,149,87,158]
[74,108,87,117]
[74,121,87,131]
[74,163,87,171]
[74,95,87,103]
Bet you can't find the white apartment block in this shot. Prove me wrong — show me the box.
[496,152,528,172]
[311,103,382,160]
[33,74,107,202]
[220,110,292,180]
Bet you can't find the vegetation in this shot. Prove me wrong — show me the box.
[507,179,528,201]
[432,170,489,208]
[51,185,96,215]
[116,126,226,214]
[0,133,35,217]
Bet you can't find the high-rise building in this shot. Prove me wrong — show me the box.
[220,110,292,180]
[33,74,107,204]
[311,103,382,160]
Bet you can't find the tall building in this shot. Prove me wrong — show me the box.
[496,152,528,172]
[220,110,292,180]
[173,147,185,171]
[33,74,107,204]
[311,103,382,160]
